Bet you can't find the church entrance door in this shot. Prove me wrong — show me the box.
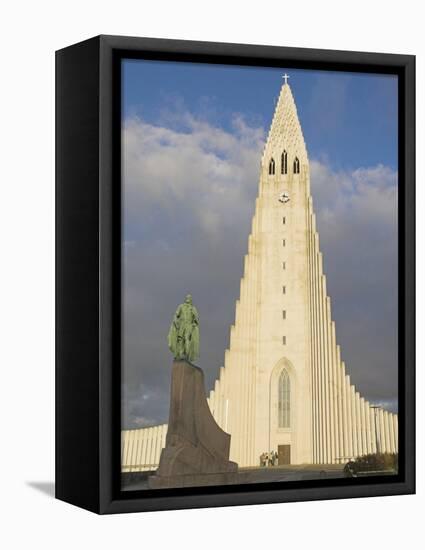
[278,444,291,465]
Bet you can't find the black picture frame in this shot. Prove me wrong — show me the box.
[55,34,415,514]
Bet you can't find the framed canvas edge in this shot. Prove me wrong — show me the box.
[55,36,102,514]
[73,35,414,514]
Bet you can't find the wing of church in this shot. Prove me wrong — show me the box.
[122,80,398,472]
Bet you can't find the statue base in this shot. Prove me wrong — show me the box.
[148,360,237,489]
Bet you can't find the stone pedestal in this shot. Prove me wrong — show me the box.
[148,360,237,488]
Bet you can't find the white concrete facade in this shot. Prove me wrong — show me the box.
[122,82,398,472]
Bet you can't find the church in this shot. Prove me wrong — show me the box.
[122,78,398,472]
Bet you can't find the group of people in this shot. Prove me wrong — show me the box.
[259,450,278,467]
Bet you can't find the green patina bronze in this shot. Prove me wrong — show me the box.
[168,294,200,362]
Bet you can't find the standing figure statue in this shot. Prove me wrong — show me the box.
[167,294,200,362]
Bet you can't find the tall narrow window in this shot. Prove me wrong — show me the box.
[293,157,300,174]
[282,285,286,294]
[282,239,286,247]
[269,158,275,175]
[281,150,288,174]
[282,216,286,225]
[282,310,286,319]
[282,261,286,270]
[282,336,286,345]
[278,369,290,428]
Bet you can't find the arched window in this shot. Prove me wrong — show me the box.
[269,158,275,175]
[293,157,300,174]
[281,150,288,174]
[278,369,290,428]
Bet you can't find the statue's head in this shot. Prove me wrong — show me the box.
[184,294,192,304]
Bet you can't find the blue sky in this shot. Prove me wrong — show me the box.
[123,60,398,172]
[121,59,398,429]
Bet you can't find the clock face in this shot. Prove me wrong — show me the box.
[279,192,290,204]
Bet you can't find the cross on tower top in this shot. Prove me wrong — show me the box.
[282,73,290,85]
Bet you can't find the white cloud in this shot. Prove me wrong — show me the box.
[310,160,397,226]
[123,112,265,243]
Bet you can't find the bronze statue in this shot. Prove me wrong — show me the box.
[167,294,200,362]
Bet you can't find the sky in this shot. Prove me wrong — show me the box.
[121,59,398,430]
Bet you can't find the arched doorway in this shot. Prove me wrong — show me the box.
[269,358,296,464]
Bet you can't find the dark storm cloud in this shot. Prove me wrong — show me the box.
[122,113,398,429]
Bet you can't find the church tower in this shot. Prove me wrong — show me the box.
[121,78,399,472]
[205,77,398,467]
[212,77,313,465]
